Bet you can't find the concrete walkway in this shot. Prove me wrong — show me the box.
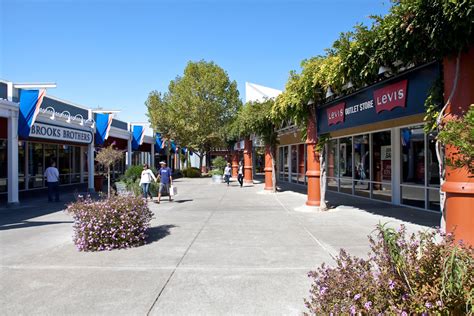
[0,178,440,315]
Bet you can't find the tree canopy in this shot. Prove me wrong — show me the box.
[273,0,474,127]
[146,60,242,164]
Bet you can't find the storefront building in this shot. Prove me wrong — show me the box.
[277,62,441,212]
[0,80,156,205]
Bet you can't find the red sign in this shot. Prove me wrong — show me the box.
[374,80,408,113]
[327,102,345,126]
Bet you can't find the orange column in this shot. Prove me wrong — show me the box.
[442,47,474,245]
[232,151,239,178]
[306,108,321,207]
[264,145,273,190]
[244,138,253,183]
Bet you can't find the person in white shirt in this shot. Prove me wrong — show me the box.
[44,161,60,202]
[224,162,232,186]
[139,164,157,200]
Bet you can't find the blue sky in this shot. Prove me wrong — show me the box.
[1,0,390,123]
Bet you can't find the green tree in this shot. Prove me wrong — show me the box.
[146,60,242,168]
[95,145,124,198]
[231,99,279,192]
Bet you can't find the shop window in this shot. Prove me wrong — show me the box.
[401,186,425,209]
[339,137,352,178]
[372,131,391,182]
[29,143,45,188]
[372,183,392,202]
[401,126,425,185]
[59,145,71,184]
[428,188,441,212]
[326,139,338,192]
[0,140,6,193]
[290,145,298,182]
[427,133,440,186]
[354,135,370,197]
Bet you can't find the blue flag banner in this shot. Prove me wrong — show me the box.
[155,133,165,152]
[170,140,176,153]
[18,89,46,138]
[95,113,113,145]
[132,125,145,150]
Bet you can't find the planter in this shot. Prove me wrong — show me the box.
[94,175,105,192]
[212,175,223,183]
[115,181,128,195]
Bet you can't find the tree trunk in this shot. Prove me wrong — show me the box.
[319,145,327,211]
[270,149,277,193]
[107,166,111,199]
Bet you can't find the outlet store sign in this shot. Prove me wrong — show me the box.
[29,122,93,144]
[317,62,439,134]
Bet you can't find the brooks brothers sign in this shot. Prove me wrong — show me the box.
[317,62,440,134]
[29,122,93,144]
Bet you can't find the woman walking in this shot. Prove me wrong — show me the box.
[139,164,156,200]
[237,161,244,187]
[224,162,232,186]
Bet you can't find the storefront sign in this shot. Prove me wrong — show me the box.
[374,80,407,113]
[318,63,439,134]
[327,102,345,126]
[29,122,93,144]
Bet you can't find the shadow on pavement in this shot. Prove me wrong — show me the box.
[146,224,177,244]
[0,200,72,228]
[0,220,73,231]
[173,199,193,204]
[277,181,441,228]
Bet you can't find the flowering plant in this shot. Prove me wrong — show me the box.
[67,195,153,251]
[305,224,474,315]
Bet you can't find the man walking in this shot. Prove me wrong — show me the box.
[237,161,244,187]
[157,161,173,203]
[44,160,60,202]
[224,162,232,186]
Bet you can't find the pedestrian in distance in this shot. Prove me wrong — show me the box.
[44,160,60,202]
[139,163,157,200]
[237,161,244,187]
[157,161,173,203]
[224,162,232,186]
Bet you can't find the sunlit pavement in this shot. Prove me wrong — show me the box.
[0,177,439,315]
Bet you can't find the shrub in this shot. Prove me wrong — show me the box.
[211,156,227,171]
[209,169,223,176]
[182,167,201,178]
[305,224,474,315]
[123,165,157,182]
[67,195,153,251]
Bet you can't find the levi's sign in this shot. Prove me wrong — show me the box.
[327,102,345,126]
[29,122,93,144]
[374,80,407,113]
[317,62,440,134]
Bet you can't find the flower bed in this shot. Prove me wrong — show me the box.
[67,195,153,251]
[305,224,474,315]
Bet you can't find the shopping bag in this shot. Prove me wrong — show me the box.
[170,185,177,196]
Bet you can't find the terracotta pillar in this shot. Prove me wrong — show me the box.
[306,108,321,207]
[244,138,253,183]
[442,47,474,245]
[264,145,273,190]
[232,151,239,178]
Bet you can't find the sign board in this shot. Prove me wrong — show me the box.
[317,63,440,134]
[29,122,93,144]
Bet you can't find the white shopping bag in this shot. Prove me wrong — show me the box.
[170,185,177,196]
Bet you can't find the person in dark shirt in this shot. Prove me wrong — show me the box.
[157,161,173,203]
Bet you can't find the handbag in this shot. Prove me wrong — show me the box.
[169,185,177,196]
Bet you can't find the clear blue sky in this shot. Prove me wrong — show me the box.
[1,0,390,123]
